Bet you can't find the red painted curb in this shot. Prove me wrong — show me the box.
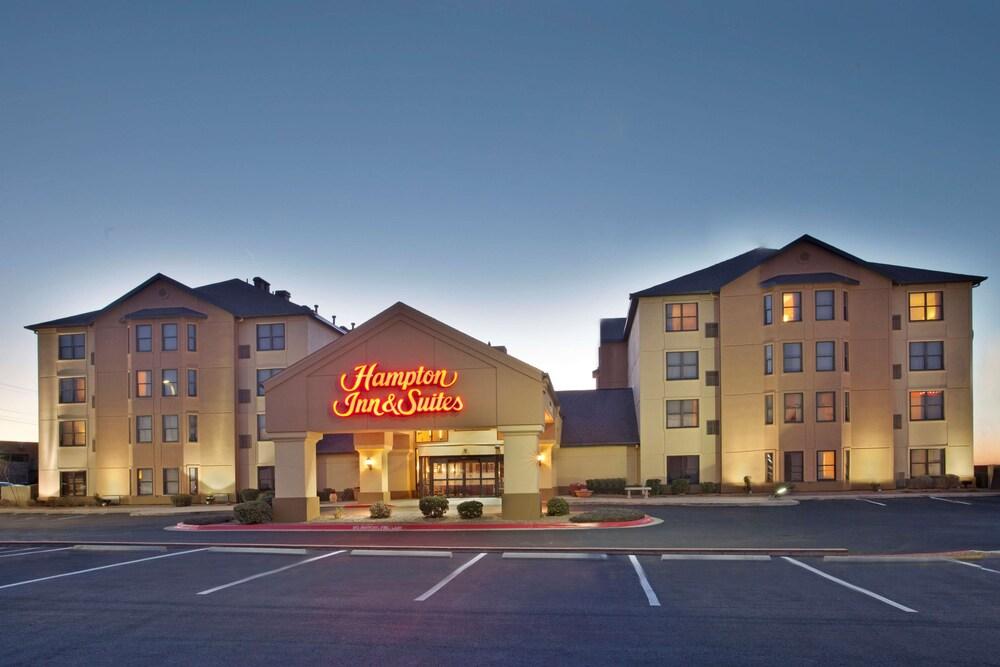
[174,515,655,532]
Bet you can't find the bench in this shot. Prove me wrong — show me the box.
[204,493,231,504]
[97,495,121,507]
[625,486,652,499]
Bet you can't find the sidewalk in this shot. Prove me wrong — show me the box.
[567,489,1000,506]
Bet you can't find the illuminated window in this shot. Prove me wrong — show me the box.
[58,377,86,404]
[764,344,773,375]
[58,333,86,360]
[764,452,774,483]
[59,420,87,447]
[816,391,836,422]
[136,370,152,398]
[815,290,835,321]
[256,323,285,351]
[187,324,197,351]
[161,369,178,397]
[136,415,153,443]
[163,468,180,495]
[666,351,698,380]
[187,369,198,397]
[257,368,282,396]
[763,294,773,325]
[136,468,153,496]
[909,291,943,322]
[909,391,944,421]
[666,399,699,428]
[135,325,152,352]
[764,394,774,425]
[188,414,199,443]
[784,393,803,423]
[784,451,803,482]
[783,343,803,373]
[782,292,801,322]
[162,323,178,351]
[162,415,179,442]
[816,450,837,481]
[910,448,945,477]
[415,430,448,443]
[188,468,199,495]
[816,341,835,372]
[665,303,698,332]
[909,341,944,371]
[60,471,87,497]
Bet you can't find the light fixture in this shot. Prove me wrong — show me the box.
[536,454,544,466]
[365,457,374,471]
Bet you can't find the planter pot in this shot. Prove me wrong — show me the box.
[573,490,593,497]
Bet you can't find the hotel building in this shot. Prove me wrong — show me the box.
[27,235,986,518]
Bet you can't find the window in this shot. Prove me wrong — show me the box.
[136,415,153,443]
[257,466,275,491]
[910,448,945,477]
[843,291,849,321]
[816,391,836,422]
[187,414,199,443]
[706,420,720,435]
[257,414,267,440]
[665,303,698,332]
[845,449,851,482]
[163,468,180,495]
[187,324,197,352]
[844,342,850,372]
[909,341,944,371]
[137,468,153,496]
[782,292,802,322]
[817,450,837,481]
[188,468,199,495]
[58,334,86,360]
[60,471,87,497]
[763,294,773,325]
[162,323,178,351]
[784,451,804,482]
[784,393,804,423]
[59,420,86,447]
[666,455,699,484]
[909,291,943,321]
[256,323,285,351]
[764,344,774,375]
[783,342,803,373]
[187,369,198,397]
[415,430,448,443]
[666,351,698,380]
[816,341,835,372]
[764,452,775,483]
[705,370,720,386]
[58,377,86,403]
[162,369,178,397]
[135,324,152,352]
[845,391,851,423]
[163,415,179,442]
[815,290,835,320]
[666,399,699,428]
[909,390,944,421]
[256,368,282,396]
[764,394,774,425]
[136,370,152,398]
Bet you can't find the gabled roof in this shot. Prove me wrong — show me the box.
[600,318,627,343]
[556,388,638,447]
[630,247,779,299]
[865,262,987,286]
[26,273,345,332]
[760,272,860,288]
[122,307,208,320]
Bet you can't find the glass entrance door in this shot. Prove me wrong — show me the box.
[418,455,502,497]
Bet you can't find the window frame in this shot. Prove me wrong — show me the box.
[909,447,945,477]
[815,341,836,372]
[909,390,944,421]
[59,470,87,497]
[187,368,198,397]
[844,391,851,423]
[58,420,87,447]
[763,294,773,325]
[136,468,154,496]
[163,468,180,495]
[782,342,803,373]
[764,344,774,375]
[665,302,699,332]
[58,377,86,404]
[666,351,699,381]
[187,323,197,352]
[782,292,802,322]
[256,368,282,396]
[257,466,275,491]
[136,415,153,443]
[257,413,267,441]
[161,369,179,397]
[187,414,199,443]
[816,391,836,423]
[816,450,837,481]
[188,467,199,495]
[256,323,286,351]
[666,455,700,484]
[815,290,835,321]
[58,333,86,360]
[135,370,153,398]
[161,323,178,351]
[783,392,804,424]
[135,324,153,353]
[666,399,699,429]
[908,291,943,322]
[909,341,944,371]
[764,393,774,425]
[784,451,804,483]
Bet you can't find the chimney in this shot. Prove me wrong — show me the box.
[252,277,270,292]
[331,315,337,325]
[274,289,291,301]
[351,322,356,330]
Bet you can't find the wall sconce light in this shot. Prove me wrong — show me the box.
[365,457,374,471]
[536,454,544,466]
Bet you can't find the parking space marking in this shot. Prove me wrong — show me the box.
[73,545,167,553]
[950,559,1000,575]
[857,498,887,507]
[930,496,972,506]
[197,550,345,596]
[207,547,308,555]
[0,548,208,592]
[661,554,771,561]
[0,547,74,559]
[415,552,487,602]
[54,515,85,521]
[351,549,452,558]
[628,555,660,607]
[781,557,918,613]
[0,547,47,556]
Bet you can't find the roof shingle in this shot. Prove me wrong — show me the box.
[557,388,638,447]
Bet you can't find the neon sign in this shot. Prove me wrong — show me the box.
[332,363,464,418]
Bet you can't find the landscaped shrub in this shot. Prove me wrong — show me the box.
[234,500,272,524]
[570,508,645,523]
[318,488,334,502]
[369,500,392,519]
[743,475,752,494]
[239,488,261,502]
[645,478,662,496]
[257,491,275,507]
[183,514,233,526]
[339,487,356,502]
[908,475,933,490]
[699,482,718,494]
[419,495,449,518]
[585,478,627,494]
[945,474,960,489]
[546,497,570,516]
[457,500,484,519]
[171,494,193,507]
[670,478,690,495]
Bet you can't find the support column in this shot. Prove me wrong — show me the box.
[355,432,393,503]
[272,431,321,523]
[538,442,556,502]
[388,433,414,499]
[500,424,544,519]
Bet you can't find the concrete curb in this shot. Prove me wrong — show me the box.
[170,515,662,533]
[207,547,308,555]
[661,554,771,561]
[503,552,608,560]
[350,549,453,558]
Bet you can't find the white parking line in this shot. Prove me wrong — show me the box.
[950,559,1000,575]
[628,555,660,607]
[0,547,74,559]
[930,496,972,506]
[197,550,345,596]
[781,557,917,613]
[857,498,887,507]
[415,552,488,602]
[0,548,208,591]
[54,515,85,521]
[0,547,45,556]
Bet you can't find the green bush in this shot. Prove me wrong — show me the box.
[183,514,233,526]
[908,475,934,490]
[585,478,627,494]
[234,500,273,524]
[419,495,449,518]
[546,497,570,516]
[945,474,960,489]
[457,500,484,519]
[258,491,274,506]
[239,488,260,502]
[570,508,645,523]
[670,478,690,495]
[369,500,392,519]
[171,494,193,507]
[645,478,662,495]
[699,481,718,494]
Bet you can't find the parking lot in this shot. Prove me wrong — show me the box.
[1,537,998,665]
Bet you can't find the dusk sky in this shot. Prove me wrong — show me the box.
[1,2,996,462]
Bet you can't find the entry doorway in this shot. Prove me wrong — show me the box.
[417,455,503,498]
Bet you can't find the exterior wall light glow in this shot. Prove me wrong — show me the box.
[365,457,374,471]
[536,454,544,465]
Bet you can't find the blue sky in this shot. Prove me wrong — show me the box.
[0,1,997,460]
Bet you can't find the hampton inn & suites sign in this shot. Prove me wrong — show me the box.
[332,363,465,418]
